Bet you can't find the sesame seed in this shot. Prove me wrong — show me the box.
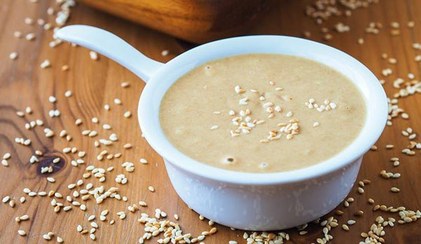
[14,31,23,38]
[344,200,350,207]
[3,153,11,160]
[390,187,400,193]
[148,186,155,192]
[124,111,132,118]
[239,97,248,105]
[75,119,83,125]
[48,96,57,103]
[24,17,34,25]
[61,65,69,71]
[20,215,30,221]
[347,219,356,225]
[114,98,122,105]
[42,233,52,240]
[234,85,245,94]
[210,125,219,130]
[8,199,16,207]
[40,59,51,69]
[25,33,35,41]
[2,196,10,203]
[1,159,8,167]
[64,90,72,97]
[9,52,18,60]
[76,225,83,232]
[89,51,98,60]
[121,81,130,88]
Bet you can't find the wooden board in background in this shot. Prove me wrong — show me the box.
[0,0,419,243]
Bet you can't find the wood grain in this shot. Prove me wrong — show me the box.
[78,0,270,43]
[0,0,420,243]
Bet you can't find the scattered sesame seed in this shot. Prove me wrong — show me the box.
[385,144,394,149]
[14,31,23,38]
[123,111,132,118]
[18,229,27,236]
[210,125,219,130]
[25,106,32,114]
[3,153,11,160]
[25,33,35,41]
[347,219,356,225]
[391,187,400,193]
[114,98,122,105]
[1,159,8,167]
[91,117,99,124]
[161,50,169,56]
[89,51,98,60]
[2,196,10,203]
[64,90,72,97]
[40,59,51,69]
[342,224,350,231]
[9,52,18,60]
[59,64,69,72]
[48,96,57,103]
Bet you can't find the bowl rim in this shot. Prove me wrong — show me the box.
[138,35,388,185]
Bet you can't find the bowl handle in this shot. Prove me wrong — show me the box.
[55,25,164,82]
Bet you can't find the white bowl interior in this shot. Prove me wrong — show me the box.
[138,36,388,185]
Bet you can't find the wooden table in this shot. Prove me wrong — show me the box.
[0,0,419,243]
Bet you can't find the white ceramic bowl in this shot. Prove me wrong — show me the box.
[56,26,388,231]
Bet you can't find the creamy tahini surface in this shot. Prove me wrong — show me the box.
[160,54,366,173]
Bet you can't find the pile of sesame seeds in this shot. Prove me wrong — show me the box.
[305,98,337,112]
[305,0,379,25]
[3,87,225,243]
[2,0,421,243]
[3,1,225,242]
[220,83,304,144]
[214,83,341,148]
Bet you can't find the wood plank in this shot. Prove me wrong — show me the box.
[0,0,419,243]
